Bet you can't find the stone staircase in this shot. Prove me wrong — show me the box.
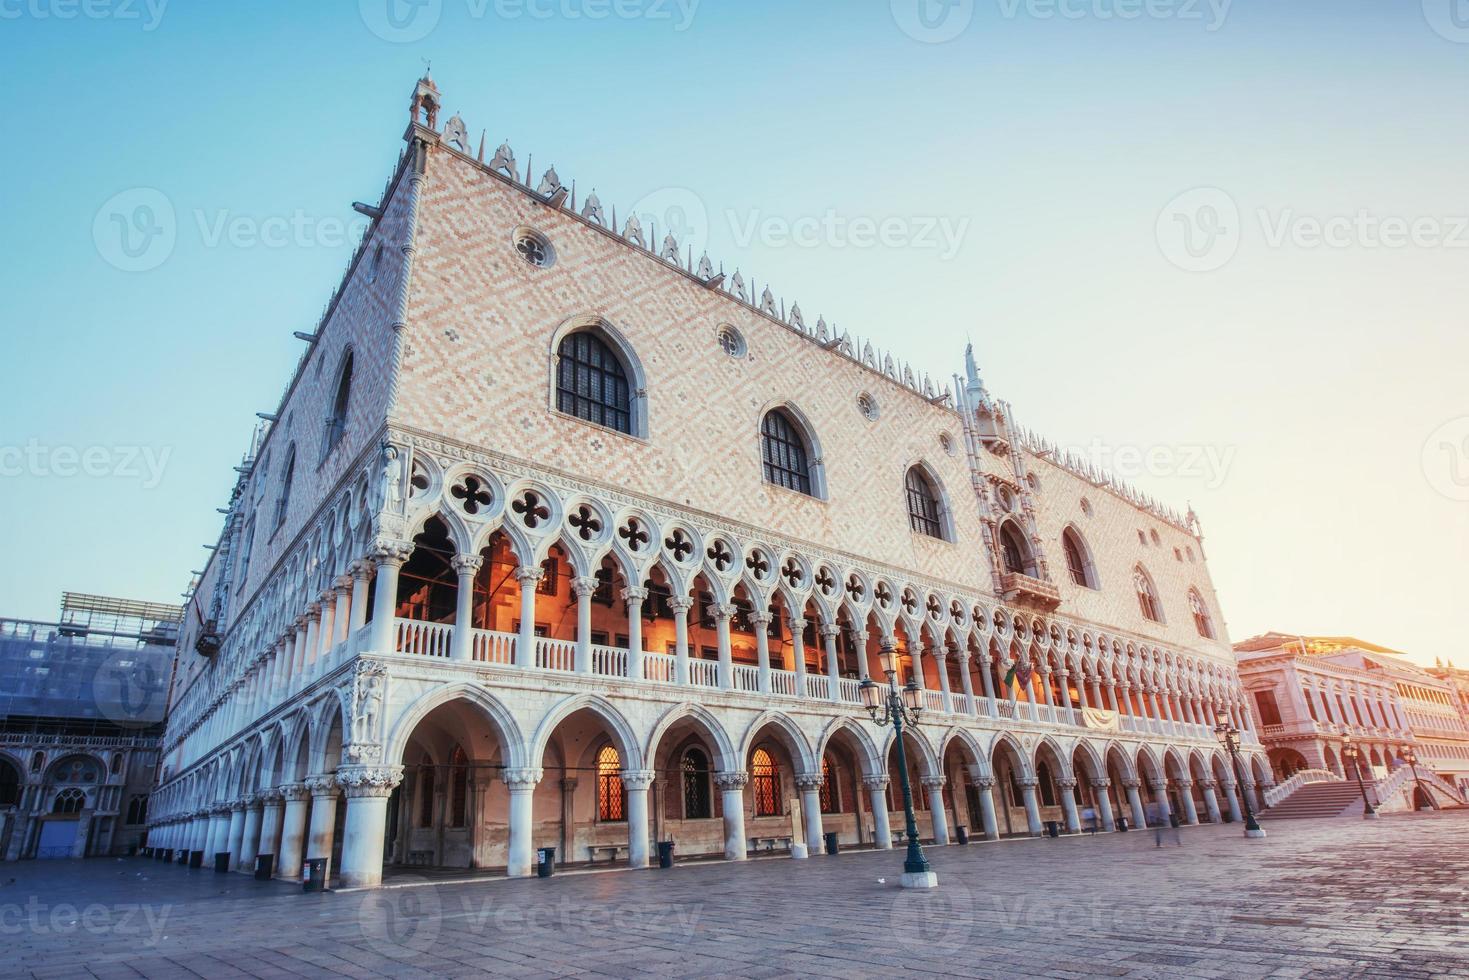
[1262,779,1365,819]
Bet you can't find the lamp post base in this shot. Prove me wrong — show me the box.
[1244,828,1267,839]
[900,871,940,889]
[1362,809,1379,820]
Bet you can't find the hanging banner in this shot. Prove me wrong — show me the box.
[1081,707,1120,732]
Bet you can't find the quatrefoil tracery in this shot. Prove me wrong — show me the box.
[450,475,493,516]
[511,490,551,529]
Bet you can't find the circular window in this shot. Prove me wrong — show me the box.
[1026,472,1041,492]
[512,227,555,268]
[995,486,1015,513]
[857,393,880,421]
[940,431,956,455]
[1080,497,1093,517]
[717,325,746,358]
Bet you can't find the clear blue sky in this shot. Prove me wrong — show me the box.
[2,1,1466,664]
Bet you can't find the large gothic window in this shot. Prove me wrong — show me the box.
[819,755,839,813]
[760,410,814,495]
[557,331,632,434]
[323,350,353,459]
[1062,527,1097,588]
[681,748,711,819]
[998,521,1031,575]
[1188,589,1215,639]
[53,788,85,814]
[751,747,780,816]
[596,744,626,821]
[1134,565,1163,623]
[274,446,296,530]
[905,466,944,538]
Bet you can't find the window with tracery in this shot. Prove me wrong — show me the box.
[1063,528,1096,588]
[597,744,625,821]
[760,410,813,495]
[751,747,780,816]
[999,522,1030,575]
[906,467,943,538]
[819,756,839,813]
[1134,566,1162,622]
[557,331,632,434]
[681,748,711,819]
[1188,589,1214,638]
[53,788,85,814]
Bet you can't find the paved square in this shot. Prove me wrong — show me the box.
[3,812,1467,979]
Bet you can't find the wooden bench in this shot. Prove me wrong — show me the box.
[748,836,794,853]
[587,844,626,863]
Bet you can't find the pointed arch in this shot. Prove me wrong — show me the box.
[384,683,527,771]
[814,716,883,776]
[644,702,737,773]
[529,693,642,771]
[737,710,816,774]
[549,314,647,437]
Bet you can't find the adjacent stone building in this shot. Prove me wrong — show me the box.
[147,75,1268,887]
[1,593,179,859]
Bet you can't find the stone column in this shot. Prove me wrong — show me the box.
[1092,778,1116,831]
[1124,778,1147,829]
[795,774,824,853]
[622,770,655,869]
[821,624,842,703]
[336,766,404,888]
[450,555,482,662]
[1018,777,1044,835]
[934,649,954,713]
[623,587,647,681]
[1175,779,1199,824]
[573,576,596,673]
[714,604,734,690]
[1221,780,1243,822]
[979,653,997,707]
[969,769,999,840]
[1057,778,1081,833]
[957,651,976,714]
[714,772,748,861]
[922,777,949,844]
[670,596,693,686]
[276,784,310,880]
[514,567,542,667]
[304,775,340,868]
[302,605,322,678]
[316,594,336,674]
[1150,779,1173,825]
[289,621,308,690]
[334,576,353,647]
[751,613,772,693]
[349,561,371,637]
[208,806,231,861]
[369,545,409,656]
[789,616,807,696]
[863,776,893,848]
[504,768,542,877]
[1199,779,1222,823]
[225,800,247,870]
[238,796,262,872]
[257,790,285,865]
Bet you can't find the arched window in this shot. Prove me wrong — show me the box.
[819,755,839,814]
[1062,527,1097,589]
[324,350,353,458]
[556,331,632,434]
[53,788,85,814]
[0,759,19,808]
[449,745,468,828]
[760,410,813,496]
[1134,565,1162,623]
[1037,761,1057,807]
[274,445,296,529]
[417,753,435,828]
[126,794,148,825]
[111,753,123,775]
[681,748,711,819]
[751,747,780,816]
[998,521,1032,575]
[905,466,944,539]
[596,744,625,821]
[1188,589,1214,639]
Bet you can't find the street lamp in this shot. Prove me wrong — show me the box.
[859,641,937,889]
[1339,736,1378,820]
[1214,710,1266,838]
[1402,745,1432,811]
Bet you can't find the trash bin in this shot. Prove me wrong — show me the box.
[954,826,969,846]
[189,850,204,869]
[657,840,675,868]
[1044,821,1060,838]
[176,849,188,865]
[214,853,230,874]
[822,831,839,855]
[536,847,555,878]
[255,854,274,880]
[302,857,329,893]
[1116,817,1129,832]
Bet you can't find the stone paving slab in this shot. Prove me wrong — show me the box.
[2,812,1467,978]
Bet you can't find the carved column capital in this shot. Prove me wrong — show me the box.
[304,774,339,799]
[258,788,284,805]
[450,554,484,576]
[619,769,656,791]
[1090,777,1111,789]
[920,776,947,790]
[502,767,544,790]
[1056,777,1078,790]
[713,771,749,790]
[335,765,405,798]
[667,596,696,614]
[860,775,890,791]
[279,782,310,803]
[621,586,649,604]
[571,576,599,599]
[514,565,544,586]
[794,773,824,791]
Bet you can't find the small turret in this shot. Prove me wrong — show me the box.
[410,71,440,130]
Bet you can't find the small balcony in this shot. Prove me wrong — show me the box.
[999,571,1062,611]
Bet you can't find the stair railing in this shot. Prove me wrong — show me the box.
[1263,768,1337,808]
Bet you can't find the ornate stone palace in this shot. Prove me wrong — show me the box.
[148,74,1266,887]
